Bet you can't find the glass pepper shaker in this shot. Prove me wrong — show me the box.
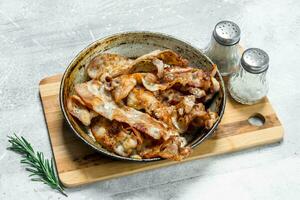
[228,48,269,105]
[204,20,241,76]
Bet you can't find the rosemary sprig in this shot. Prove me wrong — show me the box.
[7,134,67,196]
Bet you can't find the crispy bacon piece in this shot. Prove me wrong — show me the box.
[176,95,196,115]
[67,50,221,161]
[159,136,191,161]
[192,111,219,129]
[130,57,165,77]
[127,87,161,114]
[130,50,188,72]
[127,88,179,130]
[75,80,178,140]
[154,50,189,67]
[156,89,184,105]
[111,74,137,103]
[163,65,194,74]
[91,117,140,157]
[86,53,133,80]
[141,78,168,92]
[176,103,207,132]
[127,88,210,133]
[179,86,206,99]
[129,50,189,79]
[91,117,117,152]
[140,136,191,161]
[67,95,97,126]
[109,73,148,102]
[141,64,220,94]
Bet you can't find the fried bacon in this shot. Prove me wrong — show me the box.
[140,136,191,161]
[192,111,219,129]
[91,117,140,157]
[130,50,188,73]
[127,87,177,130]
[111,74,137,103]
[126,88,214,134]
[75,80,178,140]
[109,73,147,102]
[127,87,162,114]
[176,103,208,132]
[86,53,133,81]
[67,95,97,126]
[67,50,220,161]
[141,64,220,95]
[156,89,184,105]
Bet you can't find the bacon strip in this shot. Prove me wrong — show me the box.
[127,87,177,130]
[129,50,189,77]
[86,53,133,81]
[126,88,210,133]
[75,80,178,140]
[131,50,188,69]
[109,73,147,102]
[67,95,97,126]
[67,50,221,161]
[91,117,140,157]
[141,65,220,95]
[111,74,137,102]
[140,136,191,161]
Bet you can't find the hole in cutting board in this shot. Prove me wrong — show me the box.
[248,113,265,126]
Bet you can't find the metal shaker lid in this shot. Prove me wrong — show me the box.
[241,48,269,74]
[213,21,241,46]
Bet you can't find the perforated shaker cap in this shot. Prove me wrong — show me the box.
[241,48,269,74]
[213,20,241,46]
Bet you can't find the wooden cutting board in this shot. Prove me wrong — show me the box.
[39,74,283,187]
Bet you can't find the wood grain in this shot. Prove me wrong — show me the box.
[39,74,284,187]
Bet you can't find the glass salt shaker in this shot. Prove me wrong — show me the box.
[204,20,241,76]
[228,48,269,105]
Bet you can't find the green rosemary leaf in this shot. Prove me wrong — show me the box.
[7,134,67,197]
[26,168,40,174]
[31,178,43,182]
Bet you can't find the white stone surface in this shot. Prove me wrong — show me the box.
[0,0,299,199]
